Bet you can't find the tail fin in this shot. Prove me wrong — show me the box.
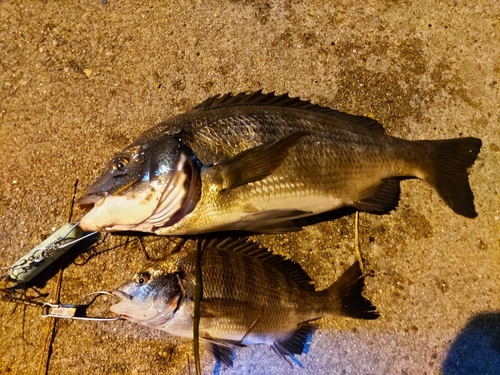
[421,137,481,218]
[329,262,379,320]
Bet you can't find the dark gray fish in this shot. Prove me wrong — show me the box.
[78,91,481,234]
[110,237,379,366]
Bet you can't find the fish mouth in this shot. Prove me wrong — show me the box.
[78,150,201,232]
[110,289,136,320]
[110,288,177,327]
[76,192,108,209]
[112,289,132,301]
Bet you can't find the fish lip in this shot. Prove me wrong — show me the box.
[76,192,108,208]
[112,289,132,301]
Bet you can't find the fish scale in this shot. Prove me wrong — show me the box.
[175,246,336,340]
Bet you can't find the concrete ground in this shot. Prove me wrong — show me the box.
[0,1,498,374]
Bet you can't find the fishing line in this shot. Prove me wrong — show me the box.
[38,178,78,375]
[193,238,204,375]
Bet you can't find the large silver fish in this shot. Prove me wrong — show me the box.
[78,91,481,234]
[110,238,379,366]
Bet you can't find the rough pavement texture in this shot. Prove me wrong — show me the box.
[0,1,498,374]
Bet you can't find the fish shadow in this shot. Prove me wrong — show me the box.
[442,312,500,375]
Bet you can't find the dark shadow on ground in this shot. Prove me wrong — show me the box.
[442,312,500,375]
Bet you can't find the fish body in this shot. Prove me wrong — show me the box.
[110,238,379,366]
[78,92,481,234]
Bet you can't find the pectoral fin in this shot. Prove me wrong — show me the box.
[213,131,310,190]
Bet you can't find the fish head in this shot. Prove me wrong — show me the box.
[77,134,201,233]
[78,146,145,205]
[110,269,183,327]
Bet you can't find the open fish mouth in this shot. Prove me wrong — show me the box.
[110,289,136,320]
[112,289,132,301]
[76,191,108,208]
[110,288,178,327]
[78,151,201,233]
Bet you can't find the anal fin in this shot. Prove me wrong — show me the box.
[353,178,401,212]
[271,324,316,361]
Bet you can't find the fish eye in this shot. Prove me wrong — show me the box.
[134,271,151,285]
[112,156,129,171]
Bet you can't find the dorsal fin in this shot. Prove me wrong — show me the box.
[192,91,384,134]
[200,237,315,291]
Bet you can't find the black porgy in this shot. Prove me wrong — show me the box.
[110,238,379,366]
[78,91,482,234]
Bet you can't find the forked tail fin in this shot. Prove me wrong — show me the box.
[328,262,379,320]
[420,137,481,218]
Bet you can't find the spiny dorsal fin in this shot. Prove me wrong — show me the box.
[200,237,315,291]
[192,91,385,134]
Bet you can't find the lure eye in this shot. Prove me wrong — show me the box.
[112,156,129,172]
[134,272,151,285]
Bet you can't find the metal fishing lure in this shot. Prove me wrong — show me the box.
[6,223,97,283]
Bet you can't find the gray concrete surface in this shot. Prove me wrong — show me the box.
[1,1,498,374]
